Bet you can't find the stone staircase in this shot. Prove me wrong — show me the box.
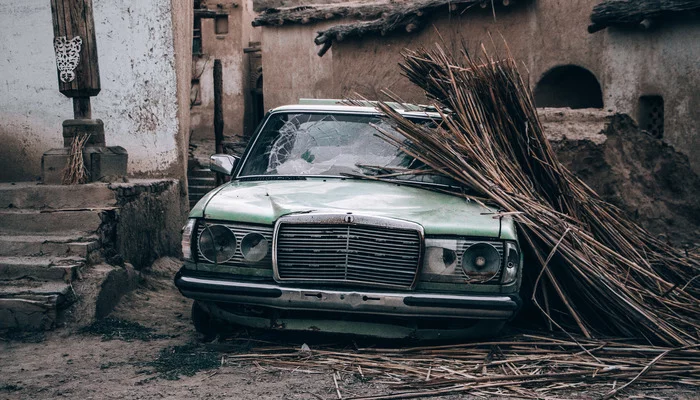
[187,167,217,208]
[0,183,114,331]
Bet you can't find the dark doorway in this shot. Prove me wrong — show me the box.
[534,65,604,109]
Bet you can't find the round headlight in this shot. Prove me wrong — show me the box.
[461,243,501,282]
[199,225,237,263]
[240,232,269,262]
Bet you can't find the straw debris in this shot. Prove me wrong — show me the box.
[221,335,700,399]
[61,133,90,185]
[366,44,699,346]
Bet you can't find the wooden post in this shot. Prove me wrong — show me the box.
[50,0,101,100]
[214,59,224,154]
[214,59,225,185]
[72,97,92,119]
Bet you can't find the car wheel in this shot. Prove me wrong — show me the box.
[191,301,218,341]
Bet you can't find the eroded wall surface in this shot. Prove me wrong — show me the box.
[0,0,191,182]
[261,21,337,110]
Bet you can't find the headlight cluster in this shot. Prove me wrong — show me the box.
[181,219,271,265]
[199,224,237,263]
[422,238,520,284]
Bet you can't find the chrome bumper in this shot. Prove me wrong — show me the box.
[175,272,520,320]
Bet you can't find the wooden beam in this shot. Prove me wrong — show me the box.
[50,0,101,98]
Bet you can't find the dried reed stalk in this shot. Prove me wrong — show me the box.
[219,334,700,399]
[366,44,699,346]
[62,133,90,185]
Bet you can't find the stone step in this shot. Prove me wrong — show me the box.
[0,182,116,210]
[188,185,216,193]
[0,234,99,257]
[188,168,215,178]
[0,209,109,234]
[0,280,75,331]
[0,256,85,282]
[189,176,216,183]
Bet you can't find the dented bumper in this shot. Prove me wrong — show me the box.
[175,270,520,321]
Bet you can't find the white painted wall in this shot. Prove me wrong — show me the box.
[0,0,186,181]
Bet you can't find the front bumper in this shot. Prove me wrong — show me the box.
[175,269,521,320]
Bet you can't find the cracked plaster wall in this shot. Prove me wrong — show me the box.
[0,0,192,182]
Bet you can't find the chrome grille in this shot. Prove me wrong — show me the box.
[196,222,273,268]
[274,215,423,289]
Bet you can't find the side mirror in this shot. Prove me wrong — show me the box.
[209,154,238,176]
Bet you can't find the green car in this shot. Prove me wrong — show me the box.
[176,101,523,340]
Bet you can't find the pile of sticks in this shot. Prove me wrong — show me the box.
[222,335,699,399]
[368,45,699,346]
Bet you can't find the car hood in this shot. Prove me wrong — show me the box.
[193,178,506,238]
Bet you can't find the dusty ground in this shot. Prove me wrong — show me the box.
[1,258,696,400]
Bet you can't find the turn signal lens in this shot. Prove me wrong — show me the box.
[181,218,197,261]
[502,241,520,284]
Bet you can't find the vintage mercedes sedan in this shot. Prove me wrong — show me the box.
[175,101,523,340]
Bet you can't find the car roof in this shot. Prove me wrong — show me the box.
[270,100,442,119]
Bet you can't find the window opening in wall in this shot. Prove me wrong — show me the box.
[215,15,229,35]
[639,95,664,138]
[534,65,604,109]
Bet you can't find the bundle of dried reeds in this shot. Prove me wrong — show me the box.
[62,133,90,185]
[220,334,700,399]
[368,45,699,346]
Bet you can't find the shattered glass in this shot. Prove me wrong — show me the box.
[241,113,406,176]
[239,112,453,185]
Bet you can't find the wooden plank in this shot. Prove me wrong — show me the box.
[50,0,101,97]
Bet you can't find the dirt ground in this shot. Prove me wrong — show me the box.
[1,258,696,400]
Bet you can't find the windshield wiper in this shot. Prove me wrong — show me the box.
[237,176,308,182]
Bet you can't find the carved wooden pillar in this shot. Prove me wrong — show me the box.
[42,0,127,184]
[50,0,104,146]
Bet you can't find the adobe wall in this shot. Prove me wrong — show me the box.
[0,0,192,182]
[190,3,247,141]
[260,21,338,110]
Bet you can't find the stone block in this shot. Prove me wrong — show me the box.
[62,119,106,147]
[41,146,127,184]
[41,148,71,184]
[84,146,128,182]
[0,298,56,331]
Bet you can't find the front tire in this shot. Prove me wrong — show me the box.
[191,301,217,341]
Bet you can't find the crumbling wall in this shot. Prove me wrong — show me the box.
[105,180,187,270]
[550,113,700,247]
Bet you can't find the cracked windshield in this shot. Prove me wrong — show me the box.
[239,113,437,180]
